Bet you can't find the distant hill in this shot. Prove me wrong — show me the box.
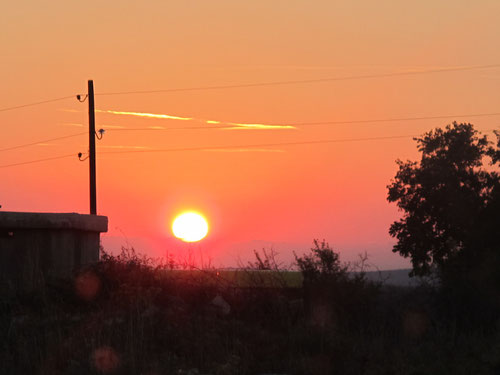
[360,268,431,287]
[158,268,427,288]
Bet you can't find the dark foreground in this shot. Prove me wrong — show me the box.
[1,251,499,375]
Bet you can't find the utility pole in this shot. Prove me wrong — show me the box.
[88,80,97,215]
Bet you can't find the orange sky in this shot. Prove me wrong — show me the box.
[2,1,500,269]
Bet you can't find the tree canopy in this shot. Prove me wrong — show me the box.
[387,123,500,277]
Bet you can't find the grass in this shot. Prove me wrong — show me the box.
[159,269,303,288]
[1,247,499,374]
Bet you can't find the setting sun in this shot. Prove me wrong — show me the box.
[172,212,209,242]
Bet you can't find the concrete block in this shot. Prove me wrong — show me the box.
[0,211,108,295]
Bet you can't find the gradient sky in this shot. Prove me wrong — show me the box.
[2,1,500,269]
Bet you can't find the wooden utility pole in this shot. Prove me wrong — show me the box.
[88,80,97,215]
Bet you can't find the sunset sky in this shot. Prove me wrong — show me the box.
[2,1,500,269]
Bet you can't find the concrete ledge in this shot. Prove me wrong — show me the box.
[0,212,108,232]
[0,211,108,295]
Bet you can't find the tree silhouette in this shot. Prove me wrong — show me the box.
[387,123,500,279]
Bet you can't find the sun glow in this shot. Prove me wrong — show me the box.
[172,212,209,242]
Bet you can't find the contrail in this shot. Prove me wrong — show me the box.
[203,148,285,153]
[96,109,192,121]
[98,109,296,130]
[224,122,295,130]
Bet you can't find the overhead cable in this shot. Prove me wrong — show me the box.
[96,64,500,96]
[97,128,499,155]
[100,111,500,131]
[0,153,75,169]
[2,64,498,112]
[2,128,497,169]
[97,134,424,154]
[0,132,87,153]
[0,95,75,113]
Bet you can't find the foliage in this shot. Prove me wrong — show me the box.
[2,245,499,374]
[387,123,500,278]
[295,241,381,334]
[294,239,348,283]
[242,248,294,289]
[248,248,283,271]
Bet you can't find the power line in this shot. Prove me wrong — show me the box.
[2,63,498,112]
[3,109,495,159]
[2,128,497,169]
[96,64,500,96]
[0,95,75,113]
[0,134,420,169]
[4,109,492,157]
[0,132,87,153]
[97,128,499,154]
[290,112,500,126]
[0,153,75,169]
[2,63,498,113]
[3,110,495,144]
[101,111,500,132]
[96,134,423,155]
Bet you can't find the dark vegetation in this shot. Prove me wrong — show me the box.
[387,123,500,325]
[1,243,498,375]
[1,124,499,374]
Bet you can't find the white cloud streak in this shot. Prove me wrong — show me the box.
[203,148,285,153]
[98,109,296,130]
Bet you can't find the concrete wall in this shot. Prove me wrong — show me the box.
[0,212,107,295]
